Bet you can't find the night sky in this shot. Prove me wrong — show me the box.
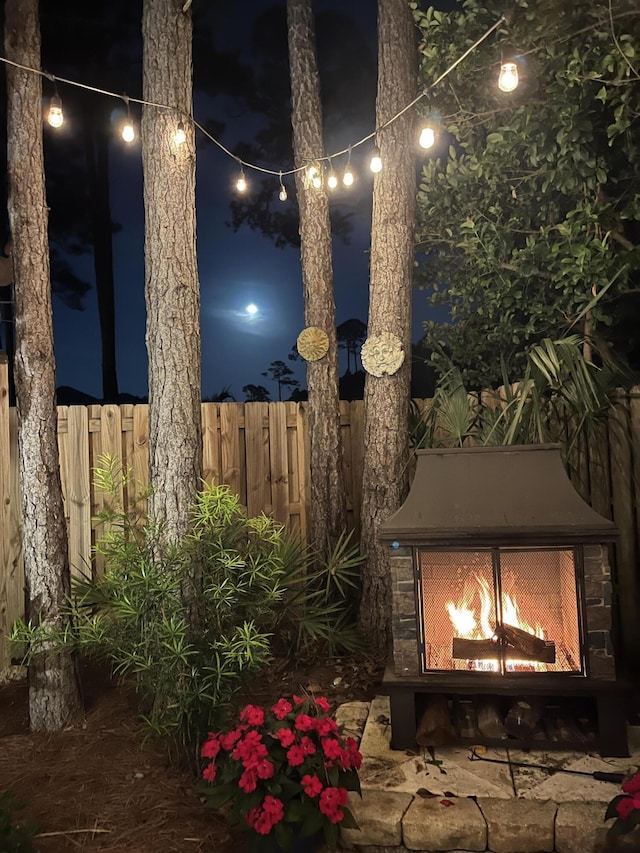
[37,0,434,401]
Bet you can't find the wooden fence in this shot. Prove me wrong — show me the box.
[1,351,639,671]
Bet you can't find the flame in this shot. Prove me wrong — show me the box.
[446,574,546,672]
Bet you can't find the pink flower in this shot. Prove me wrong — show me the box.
[256,759,274,780]
[239,704,265,726]
[276,727,295,747]
[295,713,314,732]
[254,812,274,835]
[271,698,293,720]
[286,744,306,766]
[202,762,217,782]
[301,774,323,797]
[200,736,221,759]
[315,716,338,737]
[617,797,636,821]
[220,728,243,751]
[299,736,316,756]
[262,796,284,820]
[319,787,349,823]
[315,696,331,713]
[246,806,261,828]
[322,737,343,760]
[292,694,306,706]
[622,774,640,796]
[238,767,258,793]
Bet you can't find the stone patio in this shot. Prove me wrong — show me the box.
[335,696,640,853]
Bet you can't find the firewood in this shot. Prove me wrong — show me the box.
[416,695,457,747]
[497,623,547,657]
[452,636,556,664]
[455,700,478,739]
[476,698,508,739]
[504,698,544,739]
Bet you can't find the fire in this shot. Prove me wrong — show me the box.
[446,573,546,671]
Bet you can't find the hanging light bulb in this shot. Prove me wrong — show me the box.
[122,121,135,143]
[498,47,519,92]
[369,146,382,173]
[173,121,186,145]
[307,162,319,183]
[419,123,436,150]
[343,149,354,187]
[236,166,247,193]
[312,167,322,189]
[278,174,287,202]
[47,93,64,128]
[326,161,338,190]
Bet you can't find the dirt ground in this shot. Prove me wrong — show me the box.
[0,656,384,852]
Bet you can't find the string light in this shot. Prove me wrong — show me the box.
[326,160,338,190]
[343,148,354,186]
[311,164,322,189]
[47,92,63,128]
[0,14,505,189]
[236,164,247,193]
[173,120,186,145]
[278,173,287,202]
[369,145,382,173]
[498,46,519,92]
[419,121,437,150]
[121,96,135,143]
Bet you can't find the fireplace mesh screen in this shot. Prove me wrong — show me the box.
[418,548,583,675]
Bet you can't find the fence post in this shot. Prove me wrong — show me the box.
[0,352,11,669]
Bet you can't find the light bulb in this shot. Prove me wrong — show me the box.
[369,147,382,173]
[307,164,319,182]
[419,125,436,150]
[47,95,63,128]
[122,122,135,143]
[278,185,287,202]
[236,170,247,193]
[174,121,186,145]
[327,171,338,190]
[343,167,354,187]
[498,61,519,93]
[312,173,322,189]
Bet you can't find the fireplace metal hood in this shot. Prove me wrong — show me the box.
[380,444,616,545]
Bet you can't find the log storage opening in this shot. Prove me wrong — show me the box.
[452,623,556,665]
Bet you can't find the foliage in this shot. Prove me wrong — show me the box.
[0,793,40,852]
[605,772,640,840]
[200,694,361,852]
[11,457,363,755]
[415,335,622,458]
[412,0,640,387]
[243,384,271,402]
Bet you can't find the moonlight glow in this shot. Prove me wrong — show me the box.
[246,303,258,315]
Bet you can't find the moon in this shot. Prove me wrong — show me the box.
[246,303,259,316]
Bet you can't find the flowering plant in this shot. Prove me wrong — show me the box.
[605,772,640,842]
[200,694,362,851]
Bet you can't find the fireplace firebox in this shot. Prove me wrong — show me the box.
[379,445,629,756]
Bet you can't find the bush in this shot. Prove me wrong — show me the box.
[12,457,364,759]
[0,793,40,852]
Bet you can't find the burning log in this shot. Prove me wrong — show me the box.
[416,695,457,747]
[504,698,544,739]
[496,623,548,658]
[452,632,556,665]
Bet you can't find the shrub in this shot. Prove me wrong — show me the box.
[0,793,40,852]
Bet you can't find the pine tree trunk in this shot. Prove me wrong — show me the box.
[5,0,82,729]
[141,0,202,541]
[359,0,417,653]
[287,0,347,560]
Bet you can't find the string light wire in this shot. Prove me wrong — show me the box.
[0,14,506,180]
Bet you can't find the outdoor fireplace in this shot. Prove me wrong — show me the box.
[380,445,629,756]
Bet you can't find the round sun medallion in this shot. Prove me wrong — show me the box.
[361,332,405,377]
[297,326,329,362]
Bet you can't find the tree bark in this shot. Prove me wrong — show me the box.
[287,0,347,559]
[359,0,417,653]
[5,0,82,729]
[141,0,202,541]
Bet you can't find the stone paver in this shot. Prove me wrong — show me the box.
[478,797,557,853]
[555,801,608,853]
[519,754,637,802]
[402,795,486,851]
[340,790,413,850]
[335,701,370,744]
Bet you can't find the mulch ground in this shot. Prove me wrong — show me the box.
[0,656,384,852]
